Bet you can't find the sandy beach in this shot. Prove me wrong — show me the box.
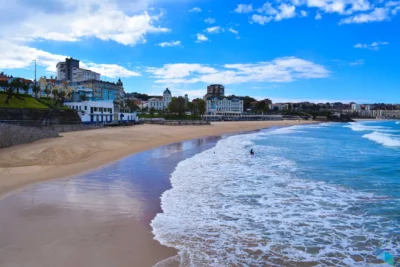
[0,120,318,267]
[0,120,317,197]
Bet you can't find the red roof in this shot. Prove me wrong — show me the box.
[0,77,9,82]
[20,78,33,84]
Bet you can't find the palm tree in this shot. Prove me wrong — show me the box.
[5,78,21,104]
[13,78,22,94]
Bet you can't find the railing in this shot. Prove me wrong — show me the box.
[144,120,210,126]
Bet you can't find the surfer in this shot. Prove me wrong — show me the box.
[250,149,254,155]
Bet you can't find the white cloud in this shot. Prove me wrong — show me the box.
[257,2,278,15]
[348,59,365,66]
[234,0,399,24]
[204,17,216,24]
[196,33,208,42]
[188,7,202,12]
[251,14,273,25]
[205,26,224,34]
[234,4,254,13]
[81,62,141,78]
[251,3,296,24]
[0,0,169,46]
[354,41,389,50]
[146,57,330,85]
[275,3,297,20]
[0,40,141,78]
[300,10,308,16]
[228,28,239,35]
[157,40,182,47]
[339,7,389,24]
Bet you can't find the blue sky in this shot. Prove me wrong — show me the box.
[0,0,399,103]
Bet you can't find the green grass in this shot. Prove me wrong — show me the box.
[0,94,49,109]
[38,98,70,110]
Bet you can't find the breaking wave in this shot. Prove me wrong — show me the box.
[152,128,400,266]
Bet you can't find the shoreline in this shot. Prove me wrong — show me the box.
[0,121,317,198]
[0,121,318,267]
[0,137,226,267]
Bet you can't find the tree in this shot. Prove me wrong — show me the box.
[5,78,21,104]
[44,83,53,98]
[44,88,51,97]
[168,97,178,114]
[186,102,194,113]
[126,99,139,111]
[58,91,66,105]
[149,107,156,118]
[176,96,186,116]
[52,89,58,100]
[32,85,40,98]
[192,98,206,115]
[13,78,22,94]
[21,82,29,94]
[256,101,266,113]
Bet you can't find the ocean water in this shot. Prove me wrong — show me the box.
[152,121,400,266]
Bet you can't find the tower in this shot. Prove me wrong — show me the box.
[163,88,172,102]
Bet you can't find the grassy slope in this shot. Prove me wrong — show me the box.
[38,98,70,110]
[0,94,49,109]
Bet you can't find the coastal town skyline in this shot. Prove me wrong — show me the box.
[0,0,399,103]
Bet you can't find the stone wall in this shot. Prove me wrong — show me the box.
[0,108,81,126]
[0,123,59,148]
[0,124,104,148]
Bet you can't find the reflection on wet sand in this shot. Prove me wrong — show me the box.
[0,136,221,267]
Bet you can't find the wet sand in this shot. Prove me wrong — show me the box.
[0,137,221,267]
[0,121,317,198]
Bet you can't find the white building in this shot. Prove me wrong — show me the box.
[271,103,286,111]
[148,88,172,110]
[72,67,100,82]
[56,57,100,82]
[351,103,361,111]
[64,100,137,123]
[206,97,244,115]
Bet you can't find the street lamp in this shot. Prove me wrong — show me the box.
[32,60,37,84]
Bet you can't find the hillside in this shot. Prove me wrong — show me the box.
[0,93,49,109]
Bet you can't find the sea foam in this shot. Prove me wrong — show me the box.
[363,132,400,148]
[152,128,400,266]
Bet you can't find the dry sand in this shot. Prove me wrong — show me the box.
[0,120,317,198]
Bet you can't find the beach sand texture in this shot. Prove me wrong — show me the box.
[0,121,317,197]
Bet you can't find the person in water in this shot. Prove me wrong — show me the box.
[250,149,254,155]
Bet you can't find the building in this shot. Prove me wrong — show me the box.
[351,103,361,111]
[56,57,100,82]
[148,88,172,110]
[80,79,124,102]
[271,103,287,111]
[71,86,93,102]
[205,96,243,115]
[64,100,137,123]
[205,84,225,98]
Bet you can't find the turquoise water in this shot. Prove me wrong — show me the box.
[152,121,400,266]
